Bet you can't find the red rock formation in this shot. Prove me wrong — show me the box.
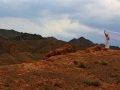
[85,45,105,53]
[46,44,73,57]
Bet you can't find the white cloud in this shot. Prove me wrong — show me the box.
[79,0,120,21]
[0,0,120,22]
[41,17,103,36]
[0,17,103,41]
[0,0,120,45]
[0,17,42,34]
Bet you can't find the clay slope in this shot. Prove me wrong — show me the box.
[0,47,119,90]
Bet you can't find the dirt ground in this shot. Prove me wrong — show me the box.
[0,49,120,90]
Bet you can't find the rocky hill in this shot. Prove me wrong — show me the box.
[69,37,94,50]
[0,29,119,66]
[12,33,44,40]
[0,46,119,90]
[0,29,68,65]
[0,29,120,90]
[0,29,20,39]
[69,37,94,46]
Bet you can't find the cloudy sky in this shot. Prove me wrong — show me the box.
[0,0,120,46]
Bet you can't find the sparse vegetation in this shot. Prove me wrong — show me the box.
[84,80,101,87]
[94,60,108,66]
[73,61,86,68]
[31,71,40,76]
[70,54,79,58]
[2,82,11,90]
[0,29,120,90]
[78,62,86,68]
[101,61,108,66]
[43,84,49,90]
[28,53,40,60]
[54,83,63,88]
[73,61,78,65]
[116,79,120,84]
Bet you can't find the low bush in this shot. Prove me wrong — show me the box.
[84,80,101,87]
[54,83,63,88]
[94,60,108,66]
[44,84,49,90]
[73,61,78,65]
[73,61,86,68]
[101,61,108,66]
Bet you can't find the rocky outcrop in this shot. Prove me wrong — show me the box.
[46,44,73,57]
[85,45,105,53]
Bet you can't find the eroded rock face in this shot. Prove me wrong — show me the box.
[85,45,105,53]
[46,44,73,57]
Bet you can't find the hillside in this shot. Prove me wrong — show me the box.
[69,37,94,46]
[0,38,67,66]
[0,29,20,39]
[0,29,120,90]
[69,37,94,50]
[0,29,120,66]
[0,29,95,66]
[12,33,44,40]
[0,46,119,90]
[0,29,69,65]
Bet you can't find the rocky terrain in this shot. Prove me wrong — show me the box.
[0,45,119,90]
[0,29,120,90]
[0,29,98,66]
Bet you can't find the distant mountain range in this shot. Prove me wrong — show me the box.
[0,29,67,54]
[0,29,94,52]
[69,37,94,50]
[0,29,119,49]
[69,37,94,46]
[69,37,120,50]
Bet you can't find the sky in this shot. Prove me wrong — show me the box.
[0,0,120,46]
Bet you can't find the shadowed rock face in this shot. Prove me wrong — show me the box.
[46,44,73,57]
